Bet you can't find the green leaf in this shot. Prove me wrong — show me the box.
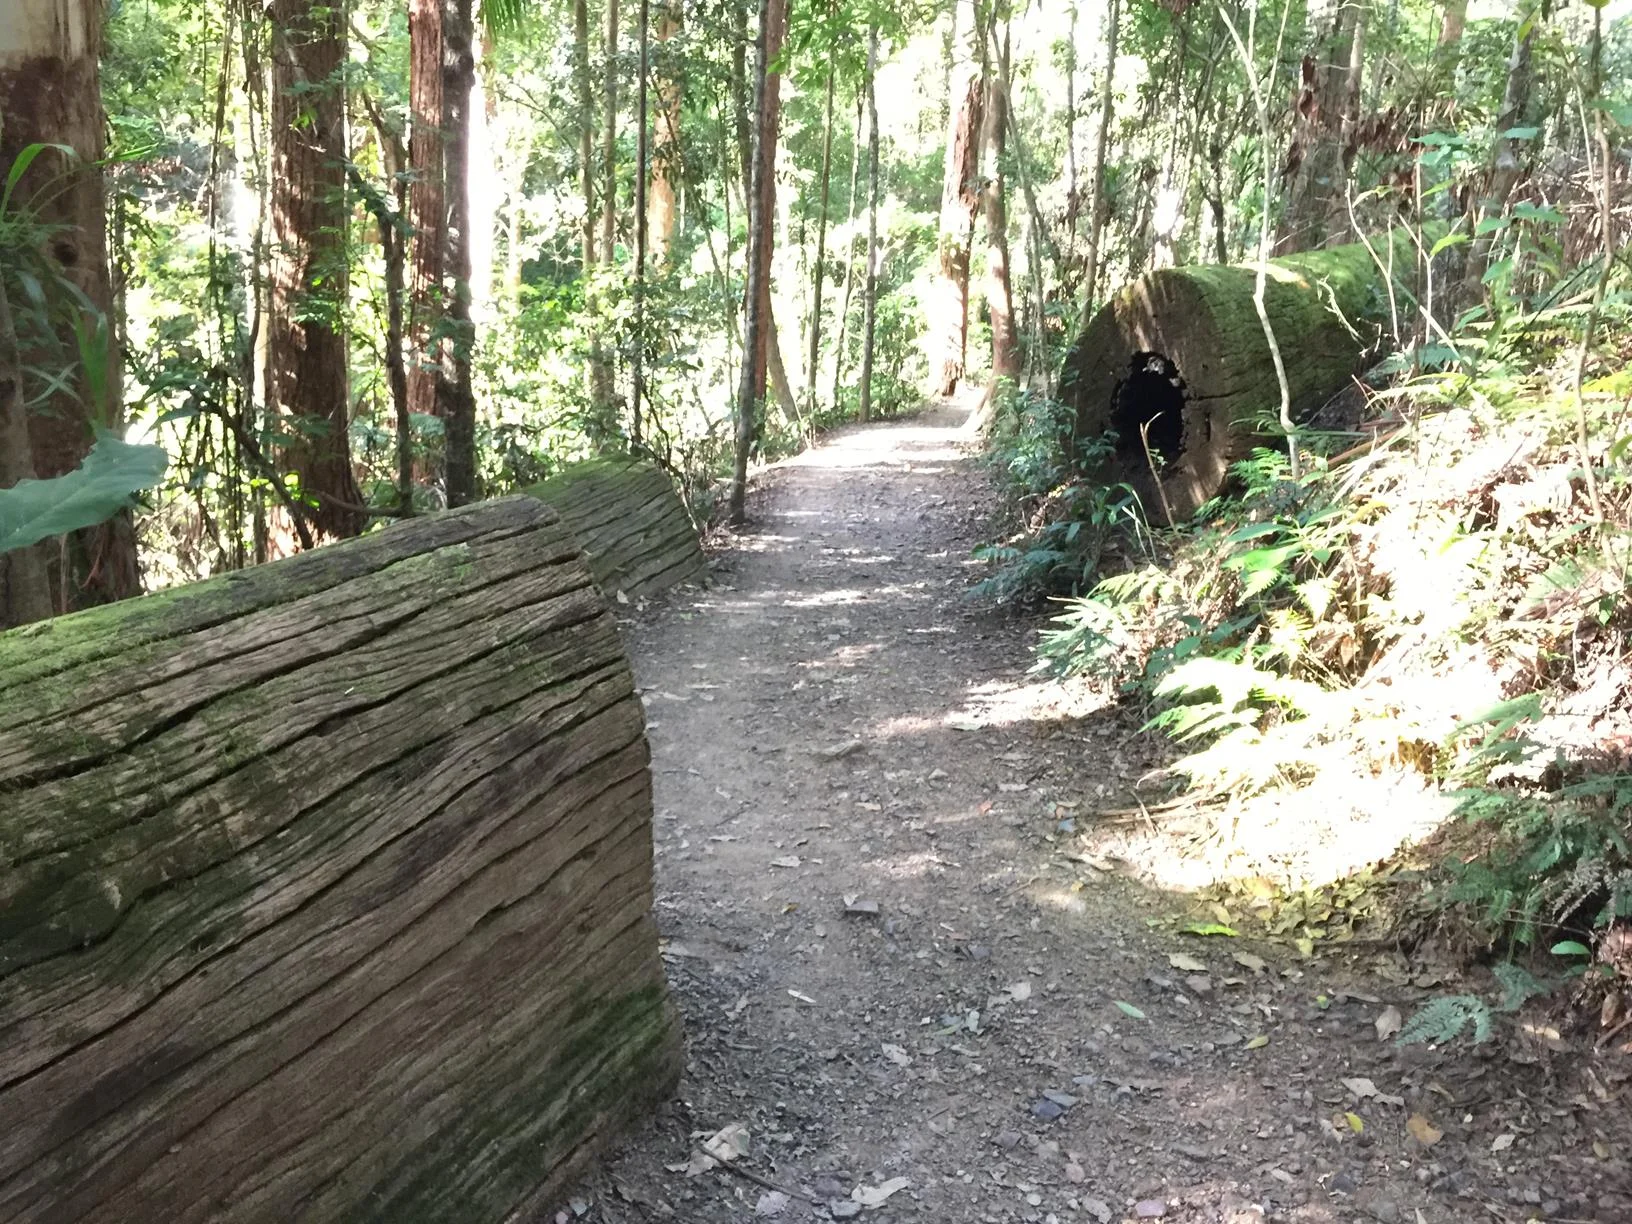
[1500,126,1541,140]
[0,434,168,555]
[1180,922,1238,937]
[1114,1000,1147,1020]
[2,142,75,218]
[1430,232,1470,257]
[1550,940,1591,958]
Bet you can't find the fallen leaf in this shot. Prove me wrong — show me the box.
[1245,1035,1270,1050]
[756,1190,789,1216]
[1492,1133,1516,1152]
[852,1176,909,1207]
[1181,922,1239,937]
[1115,1000,1148,1020]
[1233,952,1269,974]
[1345,1112,1365,1134]
[667,1151,717,1177]
[881,1042,912,1067]
[1168,953,1208,973]
[1005,980,1033,1003]
[702,1122,750,1164]
[1374,1005,1403,1041]
[787,989,817,1005]
[1342,1077,1379,1099]
[1406,1114,1442,1147]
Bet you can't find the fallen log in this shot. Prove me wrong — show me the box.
[0,497,682,1223]
[525,458,705,600]
[1061,229,1422,520]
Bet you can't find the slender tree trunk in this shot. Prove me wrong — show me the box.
[408,0,446,430]
[859,23,881,423]
[268,0,364,542]
[932,0,983,397]
[831,93,864,409]
[648,2,683,264]
[633,0,650,445]
[574,0,599,409]
[468,33,498,323]
[1082,0,1120,311]
[0,0,136,624]
[981,23,1019,386]
[805,57,837,415]
[590,0,620,425]
[438,0,478,506]
[729,0,788,522]
[1464,13,1537,296]
[1438,0,1467,48]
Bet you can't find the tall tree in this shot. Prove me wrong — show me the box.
[408,0,446,428]
[438,0,478,506]
[576,0,598,278]
[634,0,651,443]
[729,0,789,522]
[1280,0,1367,250]
[1082,0,1120,311]
[0,0,137,624]
[268,0,365,540]
[858,22,881,423]
[1464,10,1538,296]
[649,1,684,263]
[981,16,1019,386]
[590,0,620,424]
[805,49,838,415]
[931,0,983,397]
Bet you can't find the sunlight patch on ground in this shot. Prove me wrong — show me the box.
[941,675,1113,730]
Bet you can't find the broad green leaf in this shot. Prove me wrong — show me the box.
[1550,940,1591,958]
[0,434,168,555]
[1114,1000,1147,1020]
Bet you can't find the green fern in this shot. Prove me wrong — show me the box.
[1397,995,1493,1046]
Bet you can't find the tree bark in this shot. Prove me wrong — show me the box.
[268,0,365,542]
[859,24,881,424]
[648,2,683,264]
[0,276,54,626]
[589,0,621,425]
[830,94,865,410]
[408,0,446,428]
[0,498,683,1224]
[1464,14,1537,297]
[633,0,651,444]
[524,458,705,598]
[1082,0,1120,311]
[729,0,787,522]
[0,0,137,624]
[438,0,478,507]
[805,56,837,414]
[931,0,983,397]
[981,23,1019,386]
[1280,0,1365,250]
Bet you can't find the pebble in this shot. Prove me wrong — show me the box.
[996,1129,1023,1150]
[830,1201,862,1219]
[1031,1098,1065,1121]
[1134,1200,1168,1219]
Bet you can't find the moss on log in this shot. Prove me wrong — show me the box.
[0,497,683,1223]
[1061,229,1422,520]
[524,458,705,600]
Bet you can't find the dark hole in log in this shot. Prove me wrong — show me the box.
[1111,351,1186,465]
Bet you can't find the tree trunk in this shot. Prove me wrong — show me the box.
[1438,0,1467,47]
[981,24,1019,386]
[633,0,651,444]
[0,0,136,625]
[0,277,53,627]
[0,498,683,1224]
[729,0,787,522]
[1082,0,1120,311]
[408,0,446,429]
[830,94,865,410]
[1062,229,1424,521]
[931,0,983,397]
[267,0,365,542]
[590,0,620,425]
[438,0,478,507]
[1464,15,1537,297]
[858,24,881,424]
[648,2,683,264]
[1280,0,1365,251]
[805,57,837,413]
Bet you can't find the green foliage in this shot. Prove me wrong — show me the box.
[972,388,1144,604]
[0,435,169,555]
[1397,994,1493,1046]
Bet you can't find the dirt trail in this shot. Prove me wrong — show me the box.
[577,402,1630,1224]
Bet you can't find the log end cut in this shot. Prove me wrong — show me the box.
[525,459,706,600]
[1061,235,1411,521]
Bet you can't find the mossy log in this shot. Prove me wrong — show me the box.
[525,458,705,600]
[0,498,682,1223]
[1061,230,1422,520]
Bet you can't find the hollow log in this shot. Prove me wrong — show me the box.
[0,498,682,1223]
[525,457,705,600]
[1061,230,1421,520]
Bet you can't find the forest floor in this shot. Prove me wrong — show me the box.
[571,398,1632,1224]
